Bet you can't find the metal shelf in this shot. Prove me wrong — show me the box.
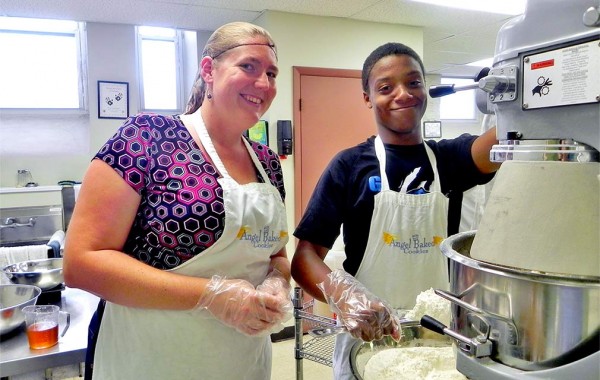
[293,287,337,380]
[300,334,336,367]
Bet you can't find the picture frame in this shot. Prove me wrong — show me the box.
[423,121,442,138]
[245,120,269,145]
[98,80,129,119]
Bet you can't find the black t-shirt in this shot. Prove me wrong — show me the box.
[293,135,495,275]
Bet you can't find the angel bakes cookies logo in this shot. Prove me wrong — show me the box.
[237,226,288,249]
[382,232,443,254]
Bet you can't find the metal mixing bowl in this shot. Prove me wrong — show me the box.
[3,258,64,290]
[350,321,454,379]
[0,284,41,335]
[441,231,600,371]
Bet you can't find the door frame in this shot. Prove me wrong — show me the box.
[292,66,363,226]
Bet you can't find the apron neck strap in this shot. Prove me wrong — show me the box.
[187,111,269,183]
[374,136,441,192]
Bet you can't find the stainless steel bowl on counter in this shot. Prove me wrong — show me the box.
[350,321,455,380]
[0,284,41,335]
[3,258,64,290]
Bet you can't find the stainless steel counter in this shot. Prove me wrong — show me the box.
[0,287,100,377]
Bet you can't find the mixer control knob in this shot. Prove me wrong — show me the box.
[583,6,600,27]
[479,75,511,94]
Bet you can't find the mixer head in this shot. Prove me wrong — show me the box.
[430,0,600,160]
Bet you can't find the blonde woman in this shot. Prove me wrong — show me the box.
[65,22,291,380]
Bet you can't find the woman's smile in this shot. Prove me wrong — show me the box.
[242,93,263,105]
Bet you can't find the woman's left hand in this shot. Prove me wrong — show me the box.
[194,275,290,336]
[257,269,293,330]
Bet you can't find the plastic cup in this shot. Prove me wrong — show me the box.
[23,305,70,350]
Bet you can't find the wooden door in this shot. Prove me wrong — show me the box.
[293,67,376,225]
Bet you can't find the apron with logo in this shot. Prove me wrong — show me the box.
[333,136,449,379]
[92,113,289,380]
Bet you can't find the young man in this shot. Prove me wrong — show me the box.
[291,42,500,379]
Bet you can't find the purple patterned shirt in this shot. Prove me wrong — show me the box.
[95,113,285,269]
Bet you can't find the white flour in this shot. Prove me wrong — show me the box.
[364,345,466,380]
[403,288,451,325]
[363,288,464,380]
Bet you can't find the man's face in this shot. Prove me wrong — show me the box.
[364,55,427,144]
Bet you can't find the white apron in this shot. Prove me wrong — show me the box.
[333,136,449,379]
[92,113,289,380]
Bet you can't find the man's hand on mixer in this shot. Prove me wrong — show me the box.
[317,269,401,342]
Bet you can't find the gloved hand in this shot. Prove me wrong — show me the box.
[317,269,401,342]
[256,268,293,333]
[194,275,289,337]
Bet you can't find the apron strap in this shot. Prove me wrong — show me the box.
[186,112,269,183]
[241,138,271,183]
[374,136,442,193]
[374,136,391,191]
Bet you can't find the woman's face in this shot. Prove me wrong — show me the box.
[363,54,427,144]
[207,39,278,126]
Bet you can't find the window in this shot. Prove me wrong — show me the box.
[439,77,476,120]
[137,26,184,112]
[0,17,87,110]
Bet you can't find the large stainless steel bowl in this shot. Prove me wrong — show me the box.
[0,284,41,335]
[350,321,454,379]
[440,231,600,371]
[3,258,64,290]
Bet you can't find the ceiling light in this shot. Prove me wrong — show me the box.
[410,0,526,15]
[467,57,494,67]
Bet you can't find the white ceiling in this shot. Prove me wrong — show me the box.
[0,0,515,77]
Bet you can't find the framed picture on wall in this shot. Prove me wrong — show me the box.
[245,120,269,145]
[423,121,442,138]
[98,80,129,119]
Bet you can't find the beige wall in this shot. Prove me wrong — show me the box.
[0,12,483,253]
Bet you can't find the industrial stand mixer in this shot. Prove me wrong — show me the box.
[426,0,600,378]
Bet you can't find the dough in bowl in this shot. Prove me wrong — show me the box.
[364,344,466,380]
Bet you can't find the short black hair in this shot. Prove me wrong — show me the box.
[361,42,425,93]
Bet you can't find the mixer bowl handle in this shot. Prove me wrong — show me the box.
[433,288,520,346]
[420,315,492,358]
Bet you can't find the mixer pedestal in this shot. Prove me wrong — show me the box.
[456,350,600,380]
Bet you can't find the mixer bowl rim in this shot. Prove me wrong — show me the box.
[441,231,600,286]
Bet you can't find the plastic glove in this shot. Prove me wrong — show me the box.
[317,269,401,342]
[256,269,293,332]
[194,275,289,337]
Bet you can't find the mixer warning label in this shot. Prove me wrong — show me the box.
[531,59,554,70]
[523,40,599,109]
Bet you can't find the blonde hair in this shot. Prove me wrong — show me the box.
[184,22,277,114]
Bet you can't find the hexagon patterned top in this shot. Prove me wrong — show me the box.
[96,114,285,269]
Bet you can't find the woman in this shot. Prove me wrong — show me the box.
[291,42,500,379]
[64,22,291,380]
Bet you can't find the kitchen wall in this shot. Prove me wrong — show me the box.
[0,12,483,253]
